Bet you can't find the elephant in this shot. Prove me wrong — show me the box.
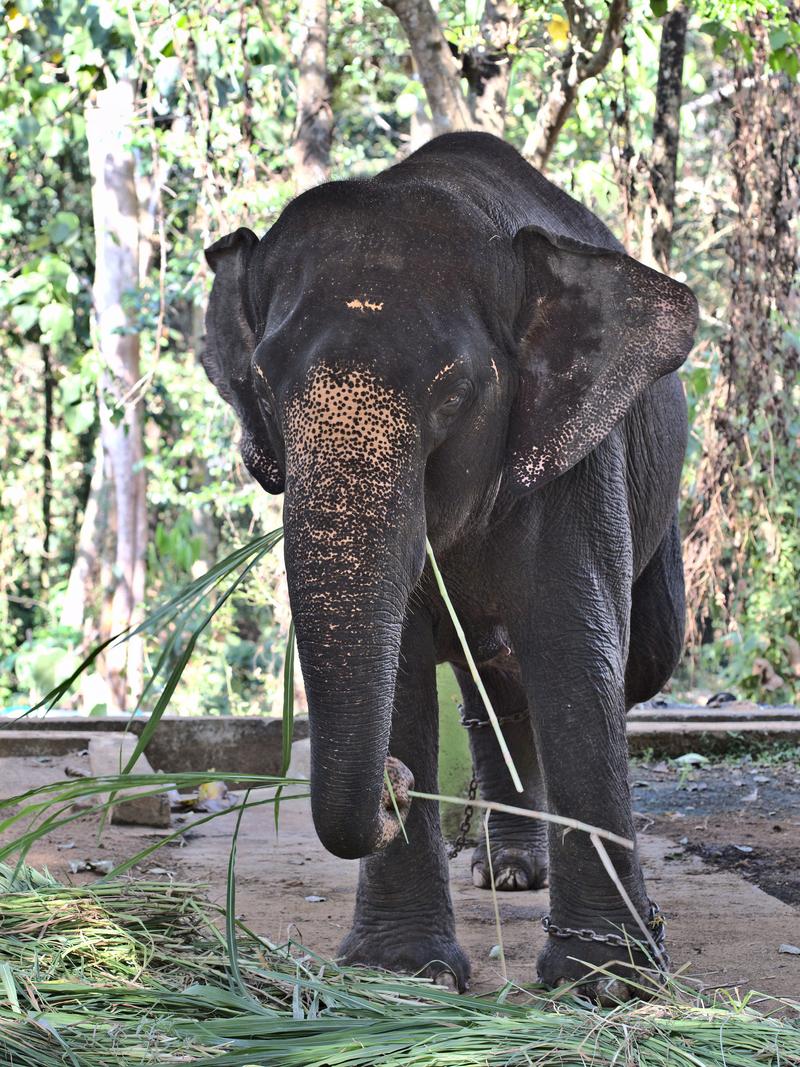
[201,131,697,998]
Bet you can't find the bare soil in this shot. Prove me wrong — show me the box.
[631,756,800,907]
[2,751,799,1002]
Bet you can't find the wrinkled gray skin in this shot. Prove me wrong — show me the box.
[201,133,697,998]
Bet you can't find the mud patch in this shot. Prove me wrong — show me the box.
[685,840,799,907]
[631,756,800,909]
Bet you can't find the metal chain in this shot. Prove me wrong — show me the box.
[447,772,478,860]
[459,708,530,730]
[447,707,529,860]
[541,900,669,967]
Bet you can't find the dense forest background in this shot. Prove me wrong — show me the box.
[1,0,797,718]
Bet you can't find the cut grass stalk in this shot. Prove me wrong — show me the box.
[426,538,524,793]
[591,831,663,960]
[482,811,507,983]
[1,865,799,1067]
[411,791,633,849]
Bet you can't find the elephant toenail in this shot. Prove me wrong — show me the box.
[497,867,530,891]
[434,971,457,990]
[598,978,631,1005]
[471,865,487,888]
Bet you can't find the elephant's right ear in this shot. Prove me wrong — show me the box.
[202,227,259,407]
[202,227,285,494]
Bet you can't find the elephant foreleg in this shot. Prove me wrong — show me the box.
[337,606,470,990]
[453,665,548,891]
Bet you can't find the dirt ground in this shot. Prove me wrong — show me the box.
[2,749,799,1003]
[630,755,800,908]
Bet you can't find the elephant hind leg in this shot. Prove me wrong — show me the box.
[453,665,548,892]
[625,516,685,710]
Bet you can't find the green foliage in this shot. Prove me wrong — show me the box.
[0,0,796,713]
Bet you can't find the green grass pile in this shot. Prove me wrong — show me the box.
[1,864,798,1066]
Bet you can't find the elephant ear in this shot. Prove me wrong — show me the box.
[203,227,285,494]
[505,227,697,494]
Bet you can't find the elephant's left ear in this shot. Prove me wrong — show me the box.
[505,227,698,494]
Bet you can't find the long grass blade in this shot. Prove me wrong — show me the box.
[120,542,278,777]
[411,791,633,848]
[4,530,284,729]
[274,620,296,833]
[225,789,253,1000]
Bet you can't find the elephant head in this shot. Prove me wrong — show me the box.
[201,173,696,861]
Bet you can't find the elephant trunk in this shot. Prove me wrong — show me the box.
[282,364,423,860]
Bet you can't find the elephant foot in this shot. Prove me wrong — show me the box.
[537,927,666,1005]
[338,924,471,992]
[471,841,548,891]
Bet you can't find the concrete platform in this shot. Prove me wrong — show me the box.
[0,715,309,776]
[2,705,797,769]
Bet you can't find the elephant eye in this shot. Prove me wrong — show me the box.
[439,381,471,414]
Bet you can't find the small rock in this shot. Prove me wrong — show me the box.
[679,836,689,845]
[489,944,502,959]
[706,691,737,707]
[752,774,769,783]
[733,845,753,854]
[742,788,759,802]
[68,858,114,875]
[304,895,326,903]
[778,944,800,955]
[674,753,709,767]
[56,841,76,850]
[194,780,236,813]
[687,783,707,792]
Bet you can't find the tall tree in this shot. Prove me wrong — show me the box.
[382,0,629,166]
[463,1,521,135]
[684,21,799,696]
[85,78,147,712]
[643,1,689,270]
[292,0,333,190]
[60,437,108,636]
[522,0,629,169]
[380,0,471,134]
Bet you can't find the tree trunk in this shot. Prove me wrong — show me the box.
[41,344,53,587]
[60,432,108,635]
[85,78,147,713]
[523,0,629,171]
[465,1,520,135]
[523,60,581,171]
[683,25,799,680]
[292,0,333,191]
[645,2,688,270]
[381,0,471,135]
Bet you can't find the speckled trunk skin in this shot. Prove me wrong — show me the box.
[282,364,425,860]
